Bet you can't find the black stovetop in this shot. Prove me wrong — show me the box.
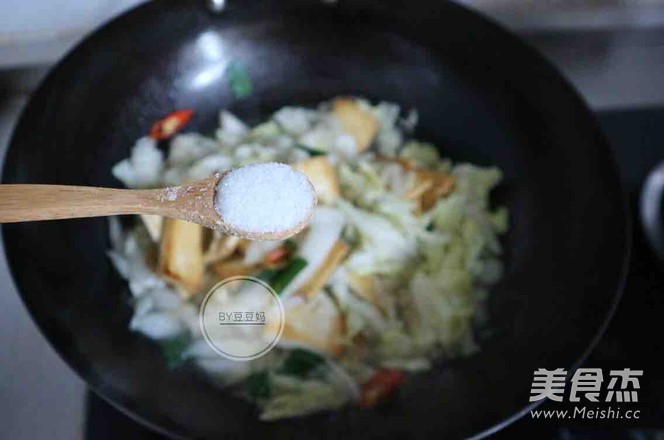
[85,107,664,439]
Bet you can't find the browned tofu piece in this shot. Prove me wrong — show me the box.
[299,241,350,298]
[294,156,341,204]
[210,257,256,279]
[140,214,163,242]
[205,233,243,264]
[403,178,434,202]
[415,169,454,211]
[277,294,345,356]
[375,154,415,171]
[158,218,204,296]
[379,157,453,212]
[332,97,379,153]
[348,271,385,313]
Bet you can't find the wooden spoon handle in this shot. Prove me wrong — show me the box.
[0,184,161,223]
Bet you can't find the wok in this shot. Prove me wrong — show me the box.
[2,0,629,438]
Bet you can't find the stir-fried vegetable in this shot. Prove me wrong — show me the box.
[109,97,508,421]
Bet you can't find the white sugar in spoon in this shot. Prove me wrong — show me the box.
[0,162,317,241]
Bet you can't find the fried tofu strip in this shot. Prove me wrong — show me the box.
[332,97,379,153]
[414,169,454,211]
[210,257,256,279]
[140,214,163,242]
[299,240,350,298]
[377,156,454,212]
[403,178,434,202]
[375,154,415,171]
[158,218,204,296]
[205,233,243,264]
[348,271,384,313]
[294,156,340,205]
[376,155,454,211]
[276,294,345,356]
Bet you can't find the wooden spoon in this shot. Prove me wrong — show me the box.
[0,172,313,241]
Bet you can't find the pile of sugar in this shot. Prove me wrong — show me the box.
[215,163,316,234]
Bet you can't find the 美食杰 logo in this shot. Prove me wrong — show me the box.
[528,368,644,420]
[530,368,642,403]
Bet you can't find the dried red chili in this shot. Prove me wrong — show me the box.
[149,109,194,140]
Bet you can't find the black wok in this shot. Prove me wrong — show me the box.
[2,0,629,438]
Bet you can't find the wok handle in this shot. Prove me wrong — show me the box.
[640,161,664,260]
